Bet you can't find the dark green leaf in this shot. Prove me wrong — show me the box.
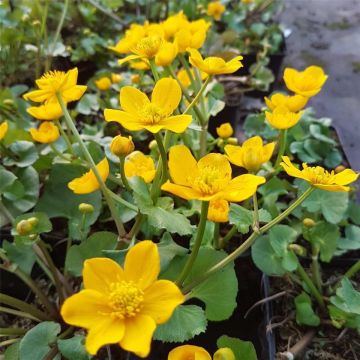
[217,335,257,360]
[57,335,90,360]
[3,141,39,168]
[3,240,36,274]
[295,292,320,326]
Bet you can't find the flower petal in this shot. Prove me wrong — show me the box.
[23,89,50,103]
[223,174,266,202]
[104,109,145,131]
[124,241,160,290]
[262,142,276,163]
[62,85,87,102]
[151,78,181,115]
[280,156,304,179]
[168,345,212,360]
[141,280,184,324]
[161,181,204,200]
[314,184,350,192]
[120,86,150,115]
[157,115,192,133]
[61,289,111,329]
[224,145,244,167]
[168,145,198,186]
[333,169,359,185]
[83,257,125,293]
[120,314,156,358]
[85,317,125,355]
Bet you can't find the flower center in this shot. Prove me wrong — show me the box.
[192,166,229,195]
[242,148,261,171]
[41,70,66,91]
[132,36,162,58]
[140,103,167,124]
[108,281,144,319]
[303,166,334,184]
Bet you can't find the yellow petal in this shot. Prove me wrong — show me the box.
[85,317,125,355]
[333,169,359,185]
[151,78,181,115]
[161,181,204,200]
[280,156,304,179]
[61,289,111,329]
[157,114,192,133]
[208,199,229,223]
[197,153,232,185]
[104,109,145,131]
[120,86,150,115]
[124,241,160,290]
[118,54,142,65]
[83,257,125,293]
[120,314,156,358]
[62,85,87,102]
[0,121,9,140]
[168,345,212,360]
[223,174,266,202]
[66,67,79,87]
[141,280,184,324]
[27,102,63,121]
[314,184,350,192]
[262,142,276,163]
[23,89,50,103]
[242,136,263,149]
[168,144,198,186]
[224,145,244,168]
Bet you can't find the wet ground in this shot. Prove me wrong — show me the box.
[279,0,360,172]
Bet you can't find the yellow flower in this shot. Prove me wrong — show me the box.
[95,77,112,91]
[104,78,192,134]
[162,12,189,40]
[23,68,87,104]
[130,60,150,71]
[131,74,141,84]
[281,156,359,192]
[208,199,229,222]
[124,151,156,183]
[265,106,303,129]
[68,158,109,194]
[283,66,328,97]
[264,93,308,112]
[214,348,235,360]
[61,241,184,357]
[27,101,63,121]
[111,73,123,83]
[29,122,60,144]
[188,49,243,76]
[168,345,211,360]
[161,145,265,201]
[225,136,275,172]
[110,135,135,157]
[216,123,233,138]
[155,41,178,67]
[207,2,226,21]
[177,68,207,88]
[0,121,9,140]
[175,28,208,53]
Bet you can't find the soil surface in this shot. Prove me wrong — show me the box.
[278,0,360,195]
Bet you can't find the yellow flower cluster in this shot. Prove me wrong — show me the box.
[168,344,235,360]
[265,65,328,129]
[95,73,123,91]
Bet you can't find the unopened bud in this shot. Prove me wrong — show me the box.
[149,139,158,150]
[227,137,238,145]
[335,165,346,174]
[22,14,29,22]
[131,74,140,84]
[288,244,306,256]
[217,138,224,147]
[27,217,39,227]
[16,220,33,236]
[110,135,135,157]
[78,203,94,214]
[32,20,41,26]
[216,122,234,139]
[303,218,315,228]
[83,28,91,35]
[3,99,14,106]
[213,348,235,360]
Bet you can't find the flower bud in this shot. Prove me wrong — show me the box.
[110,135,135,157]
[335,165,346,174]
[131,74,140,84]
[16,220,33,236]
[216,138,224,147]
[303,218,315,228]
[227,137,238,145]
[78,203,94,214]
[148,139,158,150]
[3,99,14,106]
[95,77,112,91]
[288,244,306,256]
[216,122,233,138]
[213,348,235,360]
[111,73,122,84]
[27,217,39,227]
[32,20,41,26]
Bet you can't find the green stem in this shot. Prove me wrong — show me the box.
[119,156,132,192]
[213,222,220,250]
[199,123,208,157]
[0,293,51,321]
[178,53,196,91]
[342,260,360,282]
[0,306,41,322]
[149,59,160,81]
[0,199,15,224]
[0,338,19,347]
[127,214,144,240]
[176,201,209,286]
[274,129,287,169]
[184,76,211,115]
[57,93,126,237]
[297,259,325,308]
[50,144,69,161]
[220,225,238,248]
[311,244,322,292]
[252,191,259,231]
[0,328,26,336]
[154,132,169,182]
[54,119,74,156]
[183,187,315,292]
[108,190,138,212]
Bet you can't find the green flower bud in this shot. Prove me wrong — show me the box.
[148,139,158,150]
[227,137,238,145]
[303,218,315,228]
[214,348,235,360]
[16,220,33,236]
[79,203,94,214]
[27,217,39,227]
[288,244,306,256]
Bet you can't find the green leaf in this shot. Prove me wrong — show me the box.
[2,240,36,274]
[76,94,100,115]
[157,232,187,272]
[269,225,298,256]
[328,305,360,331]
[162,248,238,321]
[307,221,339,262]
[251,235,286,276]
[153,305,207,343]
[65,231,118,276]
[330,278,360,315]
[295,292,320,326]
[337,225,360,251]
[2,166,39,218]
[3,141,39,168]
[348,201,360,225]
[0,167,17,193]
[35,164,102,240]
[57,335,90,360]
[217,335,257,360]
[19,322,61,360]
[4,341,20,360]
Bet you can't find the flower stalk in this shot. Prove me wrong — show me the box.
[119,156,132,192]
[274,129,287,169]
